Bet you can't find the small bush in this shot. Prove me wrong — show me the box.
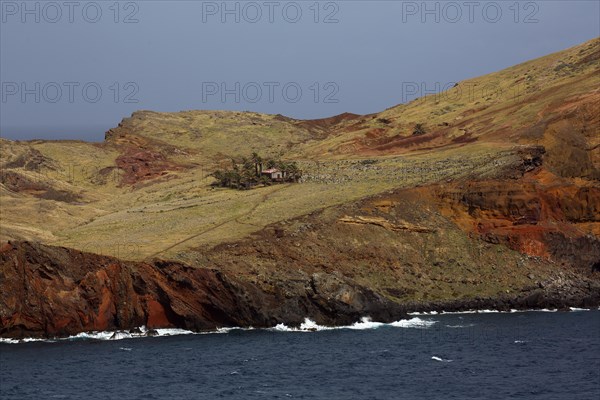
[413,124,426,136]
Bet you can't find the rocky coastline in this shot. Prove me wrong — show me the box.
[2,240,598,340]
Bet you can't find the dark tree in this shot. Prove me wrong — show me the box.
[413,123,426,136]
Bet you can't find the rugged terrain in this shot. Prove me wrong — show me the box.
[1,38,599,339]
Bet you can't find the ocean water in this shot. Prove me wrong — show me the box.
[1,310,599,400]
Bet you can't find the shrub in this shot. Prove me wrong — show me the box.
[413,124,426,136]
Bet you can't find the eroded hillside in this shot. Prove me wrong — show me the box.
[1,38,599,338]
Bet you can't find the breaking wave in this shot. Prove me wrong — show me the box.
[390,318,437,328]
[270,317,436,332]
[431,356,453,362]
[6,308,597,344]
[1,316,437,344]
[0,326,230,344]
[409,307,597,316]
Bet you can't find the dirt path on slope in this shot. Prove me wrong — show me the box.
[145,185,288,260]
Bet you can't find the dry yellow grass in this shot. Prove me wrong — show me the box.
[1,38,598,261]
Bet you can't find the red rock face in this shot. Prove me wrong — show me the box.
[115,147,183,186]
[103,117,188,186]
[427,172,600,269]
[2,179,599,340]
[0,242,239,337]
[0,241,405,339]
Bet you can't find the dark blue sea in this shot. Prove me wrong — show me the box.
[1,310,599,400]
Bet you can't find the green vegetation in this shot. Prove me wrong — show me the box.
[412,123,426,136]
[1,38,598,262]
[212,152,302,190]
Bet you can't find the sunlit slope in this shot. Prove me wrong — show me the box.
[104,110,317,161]
[1,138,528,261]
[293,38,599,173]
[1,38,598,261]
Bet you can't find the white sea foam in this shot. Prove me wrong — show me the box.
[347,317,386,330]
[390,317,437,329]
[300,318,330,331]
[0,325,219,344]
[5,307,596,344]
[271,318,333,332]
[411,309,495,316]
[409,308,571,316]
[0,316,437,343]
[110,332,132,341]
[154,328,198,336]
[0,337,54,344]
[216,327,241,333]
[68,326,198,341]
[431,356,453,362]
[270,317,436,332]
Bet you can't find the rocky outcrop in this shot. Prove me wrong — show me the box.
[338,215,434,233]
[2,39,599,340]
[404,272,600,313]
[0,241,404,339]
[428,172,600,269]
[2,234,598,340]
[0,170,82,203]
[2,165,600,339]
[115,147,183,186]
[2,146,57,172]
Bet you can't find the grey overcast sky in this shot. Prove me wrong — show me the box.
[1,0,599,141]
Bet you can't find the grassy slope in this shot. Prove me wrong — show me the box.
[292,38,599,159]
[0,38,598,262]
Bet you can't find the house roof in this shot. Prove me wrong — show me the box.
[262,168,280,174]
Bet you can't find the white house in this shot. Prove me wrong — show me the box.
[261,168,284,181]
